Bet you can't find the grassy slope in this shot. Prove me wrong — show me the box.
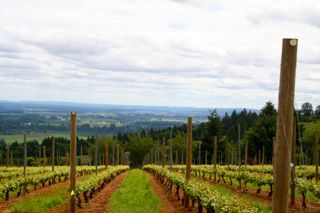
[107,169,162,213]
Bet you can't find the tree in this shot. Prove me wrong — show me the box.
[301,102,313,117]
[315,105,320,118]
[244,101,277,163]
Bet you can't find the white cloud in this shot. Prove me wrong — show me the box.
[0,0,319,109]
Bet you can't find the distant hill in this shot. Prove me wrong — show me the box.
[0,100,259,120]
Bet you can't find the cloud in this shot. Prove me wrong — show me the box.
[0,0,319,109]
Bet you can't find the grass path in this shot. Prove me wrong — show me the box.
[107,169,162,213]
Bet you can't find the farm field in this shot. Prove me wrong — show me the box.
[1,163,320,212]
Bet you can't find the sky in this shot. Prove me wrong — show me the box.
[0,0,319,109]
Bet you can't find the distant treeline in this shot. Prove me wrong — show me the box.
[0,101,319,167]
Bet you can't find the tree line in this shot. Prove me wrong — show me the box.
[0,101,319,167]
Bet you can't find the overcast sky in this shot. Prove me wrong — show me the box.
[0,0,319,109]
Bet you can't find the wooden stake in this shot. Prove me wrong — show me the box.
[272,38,297,213]
[184,117,192,208]
[205,149,208,165]
[117,144,120,165]
[52,138,55,172]
[291,117,296,205]
[95,132,98,174]
[238,124,241,170]
[70,112,77,213]
[23,134,27,177]
[80,145,83,166]
[214,136,217,182]
[262,145,265,165]
[170,131,173,171]
[272,137,276,167]
[175,150,178,164]
[6,144,9,167]
[10,150,13,166]
[105,137,109,168]
[245,140,248,168]
[315,134,319,183]
[43,146,46,167]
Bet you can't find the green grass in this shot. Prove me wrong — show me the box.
[0,132,88,143]
[107,169,162,213]
[8,187,67,213]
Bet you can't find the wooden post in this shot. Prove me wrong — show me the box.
[23,134,27,177]
[205,149,208,165]
[262,145,265,165]
[214,136,217,182]
[162,137,166,168]
[272,137,276,167]
[181,147,184,164]
[175,150,178,164]
[43,146,46,167]
[117,144,120,165]
[70,112,77,213]
[38,150,41,166]
[272,38,297,213]
[198,141,201,165]
[291,117,296,205]
[170,131,173,171]
[10,150,13,166]
[95,132,98,174]
[80,145,83,166]
[184,117,192,208]
[6,144,9,167]
[245,140,248,168]
[112,142,115,165]
[315,134,319,183]
[52,138,55,172]
[238,124,241,170]
[105,137,109,168]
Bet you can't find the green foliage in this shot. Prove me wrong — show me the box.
[244,102,277,163]
[107,169,162,213]
[124,135,153,167]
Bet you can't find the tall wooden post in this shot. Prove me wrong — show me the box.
[291,117,296,205]
[105,137,109,168]
[52,138,55,172]
[43,146,46,167]
[214,136,217,182]
[272,137,276,167]
[23,134,27,177]
[95,132,98,174]
[112,142,115,165]
[272,38,297,213]
[70,112,77,213]
[6,144,9,167]
[80,145,83,166]
[170,131,173,171]
[262,145,265,165]
[184,117,192,208]
[205,149,208,165]
[245,140,248,168]
[238,124,241,170]
[117,144,120,165]
[198,141,201,165]
[175,150,178,164]
[315,134,319,183]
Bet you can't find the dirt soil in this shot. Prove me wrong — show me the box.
[46,172,127,213]
[147,172,201,213]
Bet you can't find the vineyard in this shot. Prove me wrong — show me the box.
[0,0,320,210]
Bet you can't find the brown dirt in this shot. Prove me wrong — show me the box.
[46,172,127,213]
[0,178,73,213]
[147,172,204,213]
